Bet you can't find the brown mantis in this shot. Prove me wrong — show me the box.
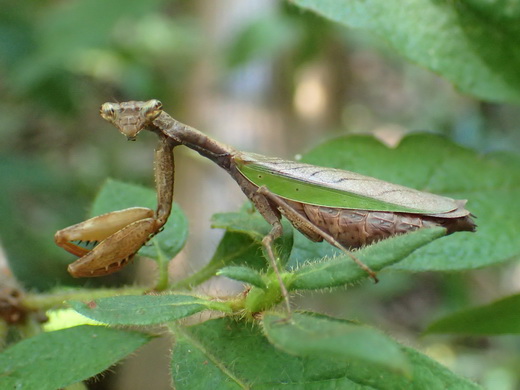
[55,100,475,308]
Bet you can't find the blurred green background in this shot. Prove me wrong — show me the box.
[1,1,519,389]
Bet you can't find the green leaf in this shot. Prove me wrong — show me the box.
[217,266,267,289]
[206,230,265,271]
[291,0,520,103]
[173,231,267,289]
[70,294,230,325]
[176,206,293,288]
[290,227,446,290]
[91,179,188,261]
[212,209,293,265]
[298,134,520,273]
[171,316,482,389]
[211,210,271,241]
[0,325,151,390]
[212,210,293,245]
[0,156,83,289]
[226,14,299,67]
[426,293,520,335]
[461,0,520,36]
[263,312,410,374]
[11,0,165,92]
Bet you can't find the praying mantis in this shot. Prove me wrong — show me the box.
[55,100,476,302]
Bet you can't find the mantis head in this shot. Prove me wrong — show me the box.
[100,99,163,140]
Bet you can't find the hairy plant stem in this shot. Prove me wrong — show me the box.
[22,287,147,311]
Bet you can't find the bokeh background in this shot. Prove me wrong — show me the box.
[1,1,519,389]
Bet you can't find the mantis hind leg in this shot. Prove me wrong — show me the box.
[256,186,378,283]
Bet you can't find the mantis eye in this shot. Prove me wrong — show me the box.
[144,99,163,120]
[100,103,117,119]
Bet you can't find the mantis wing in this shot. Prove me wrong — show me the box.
[235,153,469,218]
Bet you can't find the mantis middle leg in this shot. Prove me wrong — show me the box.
[255,186,378,283]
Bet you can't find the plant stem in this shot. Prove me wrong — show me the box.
[170,261,224,290]
[22,287,147,311]
[152,238,169,291]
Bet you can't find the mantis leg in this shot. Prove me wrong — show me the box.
[250,191,292,315]
[55,136,176,278]
[55,208,156,277]
[153,135,175,227]
[256,186,378,283]
[66,218,157,277]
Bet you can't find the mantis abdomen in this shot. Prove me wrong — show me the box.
[288,201,476,249]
